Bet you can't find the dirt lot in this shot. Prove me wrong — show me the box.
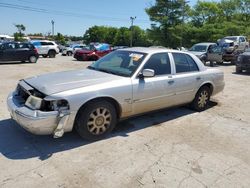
[0,55,250,188]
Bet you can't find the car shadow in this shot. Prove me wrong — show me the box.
[0,61,32,65]
[232,71,250,76]
[0,102,217,161]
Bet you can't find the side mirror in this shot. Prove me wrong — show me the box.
[141,69,155,78]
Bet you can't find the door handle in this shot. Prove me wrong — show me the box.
[168,80,175,85]
[196,77,201,80]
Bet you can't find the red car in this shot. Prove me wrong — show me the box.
[74,43,112,61]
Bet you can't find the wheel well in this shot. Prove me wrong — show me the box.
[75,97,122,121]
[48,49,56,53]
[200,83,213,95]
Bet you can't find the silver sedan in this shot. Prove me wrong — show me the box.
[7,47,225,140]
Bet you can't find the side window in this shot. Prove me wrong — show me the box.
[143,53,171,75]
[240,37,246,42]
[185,54,199,72]
[32,42,41,47]
[172,53,199,73]
[47,42,54,45]
[41,42,48,46]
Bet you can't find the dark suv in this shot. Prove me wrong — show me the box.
[0,42,39,63]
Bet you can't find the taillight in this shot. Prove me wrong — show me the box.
[34,48,38,54]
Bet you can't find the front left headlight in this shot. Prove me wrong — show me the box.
[25,95,43,110]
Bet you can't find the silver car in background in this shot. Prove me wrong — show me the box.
[7,47,225,140]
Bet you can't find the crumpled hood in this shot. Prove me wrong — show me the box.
[24,69,122,95]
[188,51,206,57]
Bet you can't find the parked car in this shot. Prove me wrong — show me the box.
[74,43,112,61]
[236,48,250,73]
[0,42,38,63]
[188,42,222,65]
[218,36,249,62]
[62,44,86,56]
[31,40,59,58]
[7,47,225,140]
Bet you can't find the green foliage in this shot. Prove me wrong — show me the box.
[53,33,66,45]
[14,24,26,41]
[146,0,250,48]
[83,25,151,46]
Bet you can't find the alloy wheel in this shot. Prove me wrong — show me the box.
[87,107,111,135]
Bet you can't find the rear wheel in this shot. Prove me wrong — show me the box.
[29,55,38,63]
[75,101,117,140]
[48,50,56,58]
[67,51,73,56]
[236,66,242,73]
[191,86,211,112]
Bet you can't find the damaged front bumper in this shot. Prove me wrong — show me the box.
[7,92,70,138]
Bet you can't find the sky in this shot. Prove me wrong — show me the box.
[0,0,199,36]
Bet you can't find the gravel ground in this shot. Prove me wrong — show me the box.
[0,55,250,188]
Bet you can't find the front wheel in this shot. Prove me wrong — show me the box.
[75,101,117,140]
[191,86,211,112]
[29,55,38,63]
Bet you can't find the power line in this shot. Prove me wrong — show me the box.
[0,2,149,24]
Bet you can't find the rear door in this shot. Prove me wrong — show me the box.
[207,44,223,63]
[15,43,31,61]
[0,44,4,61]
[239,37,247,51]
[170,52,203,104]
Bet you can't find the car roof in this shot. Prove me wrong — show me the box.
[193,42,216,46]
[31,40,55,43]
[118,47,186,54]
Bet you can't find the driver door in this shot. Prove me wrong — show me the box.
[132,53,176,115]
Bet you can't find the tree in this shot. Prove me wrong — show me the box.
[14,24,26,41]
[146,0,190,48]
[53,33,66,45]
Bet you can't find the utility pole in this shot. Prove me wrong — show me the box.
[180,1,189,48]
[130,16,136,47]
[51,20,55,36]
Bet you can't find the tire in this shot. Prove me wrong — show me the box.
[75,100,117,140]
[236,67,242,73]
[42,55,48,58]
[29,55,38,63]
[216,61,223,65]
[191,86,211,112]
[48,50,56,58]
[90,56,99,61]
[67,51,73,56]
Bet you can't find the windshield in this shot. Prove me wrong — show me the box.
[224,37,237,42]
[189,44,208,52]
[88,50,147,77]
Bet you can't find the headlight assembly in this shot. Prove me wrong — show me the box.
[42,97,70,111]
[25,95,43,110]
